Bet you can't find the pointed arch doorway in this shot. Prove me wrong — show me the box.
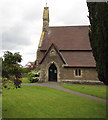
[49,63,57,81]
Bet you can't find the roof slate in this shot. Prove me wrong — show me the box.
[61,51,96,67]
[39,26,96,67]
[40,26,91,50]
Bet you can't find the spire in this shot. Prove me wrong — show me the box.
[43,6,49,32]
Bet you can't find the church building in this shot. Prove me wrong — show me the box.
[36,7,100,84]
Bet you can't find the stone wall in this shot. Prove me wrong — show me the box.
[39,46,99,83]
[39,46,64,82]
[61,67,98,81]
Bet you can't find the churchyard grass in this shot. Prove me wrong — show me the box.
[2,85,107,118]
[0,92,2,118]
[60,84,107,99]
[21,77,30,83]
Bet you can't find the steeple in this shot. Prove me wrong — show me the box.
[36,5,49,68]
[38,6,49,48]
[43,7,49,32]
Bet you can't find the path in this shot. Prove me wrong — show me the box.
[22,82,108,104]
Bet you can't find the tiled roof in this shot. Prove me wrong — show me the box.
[40,26,91,50]
[39,26,96,67]
[61,51,96,67]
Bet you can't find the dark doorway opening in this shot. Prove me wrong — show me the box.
[49,64,57,81]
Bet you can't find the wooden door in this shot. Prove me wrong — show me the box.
[49,64,57,81]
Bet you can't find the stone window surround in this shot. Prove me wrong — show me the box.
[74,69,83,77]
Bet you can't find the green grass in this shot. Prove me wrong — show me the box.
[60,84,107,99]
[21,77,42,84]
[21,77,30,83]
[0,94,2,118]
[2,85,107,118]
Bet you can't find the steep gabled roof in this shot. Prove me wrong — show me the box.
[40,26,91,50]
[38,26,96,68]
[40,43,66,64]
[61,51,96,67]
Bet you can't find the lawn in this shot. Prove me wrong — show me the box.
[0,93,2,119]
[2,85,107,118]
[21,77,30,83]
[60,84,107,99]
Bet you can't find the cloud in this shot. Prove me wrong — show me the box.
[49,0,89,26]
[2,24,30,50]
[1,0,90,66]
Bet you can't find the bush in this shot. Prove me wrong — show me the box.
[2,78,10,88]
[2,78,8,88]
[28,70,40,83]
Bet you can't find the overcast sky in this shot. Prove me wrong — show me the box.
[1,0,90,66]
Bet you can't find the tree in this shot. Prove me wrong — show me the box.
[0,57,2,77]
[2,51,22,79]
[87,2,108,85]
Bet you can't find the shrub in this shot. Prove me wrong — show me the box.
[2,78,8,88]
[28,70,40,83]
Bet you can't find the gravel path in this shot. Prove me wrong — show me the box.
[22,82,108,104]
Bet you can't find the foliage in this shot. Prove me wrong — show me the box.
[2,85,106,118]
[2,51,22,79]
[20,67,30,77]
[87,2,108,85]
[0,57,2,77]
[14,78,22,89]
[28,70,40,83]
[2,78,8,88]
[21,67,30,73]
[2,78,14,89]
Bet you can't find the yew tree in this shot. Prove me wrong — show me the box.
[87,2,108,85]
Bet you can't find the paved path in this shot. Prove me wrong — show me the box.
[22,82,108,104]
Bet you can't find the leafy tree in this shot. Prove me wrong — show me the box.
[2,51,22,79]
[87,2,108,85]
[20,67,30,74]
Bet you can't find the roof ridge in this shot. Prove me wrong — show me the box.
[49,25,90,28]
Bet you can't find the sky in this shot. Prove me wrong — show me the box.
[1,0,90,66]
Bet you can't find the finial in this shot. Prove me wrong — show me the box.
[46,0,47,7]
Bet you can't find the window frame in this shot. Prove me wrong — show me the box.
[74,69,82,77]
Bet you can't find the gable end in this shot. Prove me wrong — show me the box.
[39,43,66,64]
